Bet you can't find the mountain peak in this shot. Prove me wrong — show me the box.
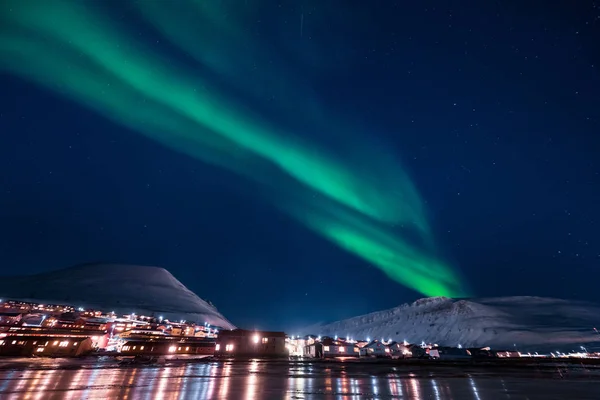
[0,263,235,329]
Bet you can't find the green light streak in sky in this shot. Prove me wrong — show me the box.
[0,0,468,298]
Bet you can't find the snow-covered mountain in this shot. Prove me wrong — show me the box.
[304,296,600,350]
[0,263,235,329]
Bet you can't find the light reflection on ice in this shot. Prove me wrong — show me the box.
[0,359,599,399]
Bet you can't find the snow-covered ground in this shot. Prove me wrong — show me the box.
[304,296,600,350]
[0,263,235,329]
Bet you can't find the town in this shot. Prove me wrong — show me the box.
[0,299,597,362]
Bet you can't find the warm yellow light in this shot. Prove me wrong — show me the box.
[324,346,330,351]
[339,346,345,353]
[168,346,176,352]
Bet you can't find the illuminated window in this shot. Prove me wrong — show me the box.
[73,342,78,346]
[185,347,189,351]
[323,346,330,351]
[215,344,220,351]
[36,347,44,352]
[354,347,359,353]
[339,346,345,353]
[169,346,176,352]
[262,338,268,344]
[225,344,234,352]
[140,346,144,350]
[53,341,59,346]
[59,341,69,347]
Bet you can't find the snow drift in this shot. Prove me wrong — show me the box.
[0,263,235,329]
[305,296,600,350]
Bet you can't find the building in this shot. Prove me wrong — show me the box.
[0,336,93,357]
[388,341,412,359]
[428,346,472,360]
[305,337,359,359]
[214,329,287,358]
[0,312,23,325]
[120,339,215,356]
[491,349,521,358]
[359,340,390,358]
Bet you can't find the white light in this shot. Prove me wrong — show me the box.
[253,335,259,344]
[367,337,370,342]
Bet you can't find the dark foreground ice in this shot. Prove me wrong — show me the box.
[0,358,599,399]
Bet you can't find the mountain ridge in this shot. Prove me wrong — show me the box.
[304,296,600,350]
[0,263,235,329]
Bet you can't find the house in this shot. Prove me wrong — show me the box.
[428,346,472,360]
[305,337,359,359]
[359,340,391,358]
[406,344,427,358]
[214,329,287,358]
[388,341,412,359]
[0,312,23,325]
[491,350,521,358]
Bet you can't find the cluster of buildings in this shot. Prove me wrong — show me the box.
[0,299,219,357]
[290,336,520,360]
[1,299,597,360]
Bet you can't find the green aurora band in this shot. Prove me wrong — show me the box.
[0,0,468,298]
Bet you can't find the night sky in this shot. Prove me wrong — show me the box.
[1,1,599,331]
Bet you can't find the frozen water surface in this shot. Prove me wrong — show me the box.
[0,359,599,399]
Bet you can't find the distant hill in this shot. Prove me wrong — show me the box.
[0,263,235,329]
[304,296,600,350]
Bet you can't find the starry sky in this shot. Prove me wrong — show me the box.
[0,1,599,331]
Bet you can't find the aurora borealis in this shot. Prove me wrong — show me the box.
[0,0,466,297]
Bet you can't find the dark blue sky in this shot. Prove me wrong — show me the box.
[1,1,599,330]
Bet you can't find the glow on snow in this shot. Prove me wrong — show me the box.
[0,0,467,298]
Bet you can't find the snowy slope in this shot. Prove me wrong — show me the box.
[305,297,600,350]
[0,263,235,329]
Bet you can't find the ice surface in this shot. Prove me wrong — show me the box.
[0,263,235,329]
